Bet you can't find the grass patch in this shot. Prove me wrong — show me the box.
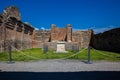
[0,48,120,61]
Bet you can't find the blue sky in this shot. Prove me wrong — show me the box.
[0,0,120,33]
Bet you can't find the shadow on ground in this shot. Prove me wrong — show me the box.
[0,71,120,80]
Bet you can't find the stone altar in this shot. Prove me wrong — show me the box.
[56,42,67,53]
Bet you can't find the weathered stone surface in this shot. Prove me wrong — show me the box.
[0,14,2,26]
[45,42,57,50]
[92,28,120,53]
[43,42,79,51]
[0,6,35,51]
[50,24,73,42]
[34,30,50,42]
[51,25,67,42]
[72,30,93,48]
[3,6,21,20]
[67,24,72,42]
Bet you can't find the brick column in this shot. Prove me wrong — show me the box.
[27,31,30,49]
[32,30,35,48]
[67,24,72,42]
[13,23,17,41]
[21,27,24,49]
[51,24,56,42]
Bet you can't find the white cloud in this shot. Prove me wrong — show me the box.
[73,28,88,32]
[73,25,119,34]
[41,27,45,30]
[40,27,50,30]
[94,25,119,34]
[35,28,39,30]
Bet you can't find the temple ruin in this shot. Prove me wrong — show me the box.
[32,24,93,51]
[0,6,93,52]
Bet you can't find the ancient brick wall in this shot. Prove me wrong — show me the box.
[3,6,21,20]
[50,24,73,42]
[0,6,35,52]
[0,23,34,51]
[33,30,50,48]
[72,30,93,48]
[50,24,67,42]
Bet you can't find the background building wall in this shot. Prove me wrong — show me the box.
[72,30,93,48]
[91,28,120,53]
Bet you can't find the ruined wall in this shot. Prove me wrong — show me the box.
[35,30,50,42]
[0,6,35,52]
[72,30,93,48]
[34,24,93,49]
[3,6,21,20]
[50,24,73,42]
[50,24,67,42]
[92,28,120,53]
[33,30,50,48]
[0,21,34,51]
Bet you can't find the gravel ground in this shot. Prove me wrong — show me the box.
[0,60,120,72]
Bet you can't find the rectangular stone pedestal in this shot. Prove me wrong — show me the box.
[56,42,67,53]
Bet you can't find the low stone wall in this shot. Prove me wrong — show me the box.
[0,39,33,52]
[65,42,79,51]
[44,42,56,51]
[43,42,79,51]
